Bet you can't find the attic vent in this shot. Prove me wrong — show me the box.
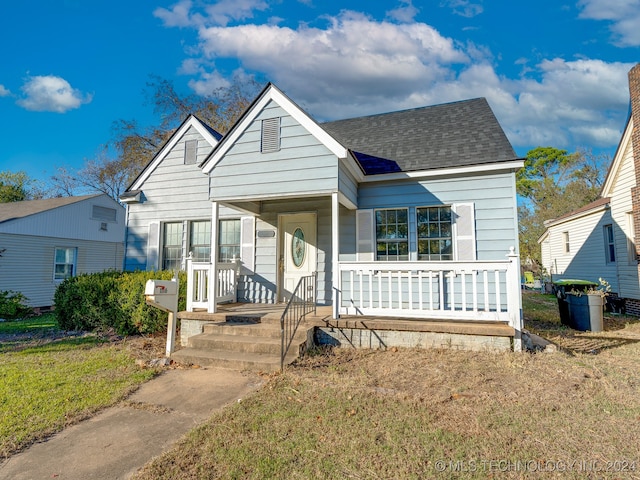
[261,117,280,153]
[92,205,117,222]
[184,139,197,165]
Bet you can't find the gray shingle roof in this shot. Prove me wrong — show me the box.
[321,97,518,174]
[0,194,100,224]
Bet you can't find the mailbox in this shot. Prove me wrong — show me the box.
[144,278,179,356]
[145,279,178,313]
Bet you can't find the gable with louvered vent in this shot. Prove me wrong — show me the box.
[261,117,281,153]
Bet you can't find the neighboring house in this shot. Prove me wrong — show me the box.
[0,194,125,309]
[539,63,640,314]
[121,83,524,348]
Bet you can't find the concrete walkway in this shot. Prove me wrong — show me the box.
[0,368,263,480]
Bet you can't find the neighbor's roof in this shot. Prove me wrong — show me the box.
[0,194,101,224]
[542,197,611,228]
[321,98,519,174]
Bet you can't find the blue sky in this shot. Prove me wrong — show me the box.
[1,0,639,184]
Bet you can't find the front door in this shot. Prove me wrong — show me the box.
[279,213,317,302]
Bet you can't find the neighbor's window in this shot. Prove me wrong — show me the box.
[563,231,570,254]
[604,224,615,263]
[162,222,182,270]
[219,219,241,262]
[417,206,453,260]
[54,247,77,280]
[375,209,408,260]
[189,220,211,262]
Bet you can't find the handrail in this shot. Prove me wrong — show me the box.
[280,272,317,371]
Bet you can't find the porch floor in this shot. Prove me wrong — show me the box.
[177,303,515,338]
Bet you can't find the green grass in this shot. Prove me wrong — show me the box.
[0,313,59,336]
[0,321,158,459]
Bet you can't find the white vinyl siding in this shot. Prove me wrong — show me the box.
[607,136,638,299]
[0,233,124,308]
[540,208,618,293]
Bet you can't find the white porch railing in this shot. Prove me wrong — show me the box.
[185,257,239,312]
[337,250,522,342]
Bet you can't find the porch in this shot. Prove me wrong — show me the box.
[175,301,516,371]
[184,248,523,352]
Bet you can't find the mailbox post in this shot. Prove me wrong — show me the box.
[144,278,179,357]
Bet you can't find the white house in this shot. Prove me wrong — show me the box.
[121,83,524,355]
[0,194,125,308]
[539,63,640,315]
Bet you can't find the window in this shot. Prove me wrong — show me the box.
[162,222,182,270]
[184,139,197,165]
[219,219,241,262]
[54,247,76,280]
[189,221,211,262]
[375,209,408,260]
[563,231,570,254]
[604,224,616,263]
[261,117,280,153]
[417,206,453,260]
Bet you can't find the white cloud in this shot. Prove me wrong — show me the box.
[578,0,640,46]
[386,0,420,23]
[441,0,484,18]
[17,75,92,113]
[155,0,269,27]
[161,3,633,151]
[0,85,10,97]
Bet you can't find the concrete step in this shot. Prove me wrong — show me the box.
[171,348,298,373]
[189,333,302,355]
[203,321,310,339]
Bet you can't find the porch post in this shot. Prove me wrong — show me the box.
[208,201,219,313]
[506,247,523,352]
[331,192,340,319]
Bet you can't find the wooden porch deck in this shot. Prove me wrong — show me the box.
[177,303,515,338]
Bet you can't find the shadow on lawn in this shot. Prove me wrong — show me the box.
[523,290,640,355]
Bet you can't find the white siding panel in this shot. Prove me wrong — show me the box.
[608,139,639,299]
[543,209,618,293]
[0,233,123,308]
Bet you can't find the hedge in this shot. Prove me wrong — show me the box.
[54,270,187,335]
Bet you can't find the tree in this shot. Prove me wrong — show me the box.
[0,171,47,202]
[517,147,607,268]
[51,75,261,201]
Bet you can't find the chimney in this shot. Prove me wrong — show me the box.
[629,64,640,257]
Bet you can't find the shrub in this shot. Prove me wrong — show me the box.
[0,290,33,320]
[54,270,187,335]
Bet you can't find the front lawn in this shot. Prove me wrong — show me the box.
[134,292,640,480]
[0,314,160,460]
